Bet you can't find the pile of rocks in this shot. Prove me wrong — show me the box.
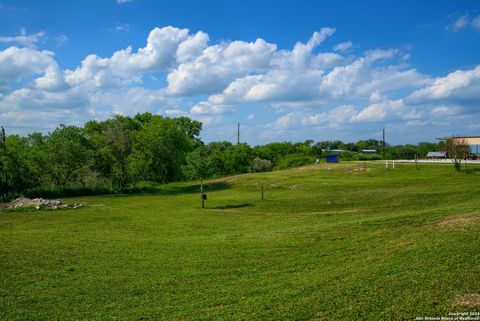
[5,198,84,210]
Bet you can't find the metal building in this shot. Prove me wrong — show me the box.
[436,136,480,157]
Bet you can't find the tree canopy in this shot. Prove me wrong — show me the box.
[0,113,448,198]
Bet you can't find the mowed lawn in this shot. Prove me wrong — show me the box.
[1,162,480,320]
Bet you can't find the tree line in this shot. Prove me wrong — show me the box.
[0,113,445,199]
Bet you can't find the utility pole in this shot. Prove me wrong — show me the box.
[382,128,386,160]
[237,123,240,145]
[1,126,7,195]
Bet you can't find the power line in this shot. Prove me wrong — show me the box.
[227,132,237,142]
[2,125,56,131]
[201,122,239,130]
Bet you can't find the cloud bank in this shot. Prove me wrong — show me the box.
[0,25,479,143]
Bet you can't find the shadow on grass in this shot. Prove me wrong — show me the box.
[211,203,252,210]
[157,181,231,196]
[467,168,480,175]
[59,181,232,199]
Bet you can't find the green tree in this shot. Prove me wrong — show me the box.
[2,135,34,192]
[223,143,254,174]
[174,117,202,142]
[182,145,214,181]
[445,138,470,172]
[85,116,136,190]
[46,125,92,187]
[133,116,194,183]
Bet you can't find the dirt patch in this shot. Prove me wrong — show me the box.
[295,164,333,171]
[350,167,372,173]
[452,293,480,308]
[289,184,305,190]
[435,213,480,229]
[269,183,284,189]
[223,176,238,183]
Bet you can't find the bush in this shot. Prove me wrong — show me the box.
[251,157,273,172]
[357,153,382,161]
[340,151,355,161]
[24,187,114,199]
[0,192,23,203]
[275,155,316,170]
[23,185,161,199]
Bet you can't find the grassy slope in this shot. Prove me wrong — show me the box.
[1,162,479,320]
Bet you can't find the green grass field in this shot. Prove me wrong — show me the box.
[1,162,480,320]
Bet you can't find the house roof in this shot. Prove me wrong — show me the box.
[436,136,480,145]
[426,151,446,157]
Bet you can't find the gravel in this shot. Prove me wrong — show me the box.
[1,197,84,211]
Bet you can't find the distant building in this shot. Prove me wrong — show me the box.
[322,149,349,155]
[361,149,377,154]
[436,136,480,157]
[426,151,447,160]
[326,155,340,163]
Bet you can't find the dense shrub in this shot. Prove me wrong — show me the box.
[275,155,316,170]
[251,157,273,172]
[24,187,114,199]
[1,115,447,198]
[357,153,382,160]
[23,185,160,199]
[0,192,23,203]
[339,152,355,161]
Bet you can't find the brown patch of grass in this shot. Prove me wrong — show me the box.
[300,209,361,216]
[223,176,238,183]
[435,213,480,229]
[452,293,480,308]
[350,167,372,173]
[295,164,335,171]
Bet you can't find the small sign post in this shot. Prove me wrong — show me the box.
[200,179,205,209]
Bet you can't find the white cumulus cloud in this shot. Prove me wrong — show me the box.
[65,26,191,89]
[167,38,277,96]
[1,24,479,142]
[0,29,46,48]
[334,41,353,52]
[406,65,480,107]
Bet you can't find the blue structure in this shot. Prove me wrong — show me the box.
[326,155,340,163]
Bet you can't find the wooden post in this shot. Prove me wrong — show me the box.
[382,128,386,160]
[415,154,418,170]
[261,184,264,201]
[201,179,204,209]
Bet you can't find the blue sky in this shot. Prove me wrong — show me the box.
[0,0,479,145]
